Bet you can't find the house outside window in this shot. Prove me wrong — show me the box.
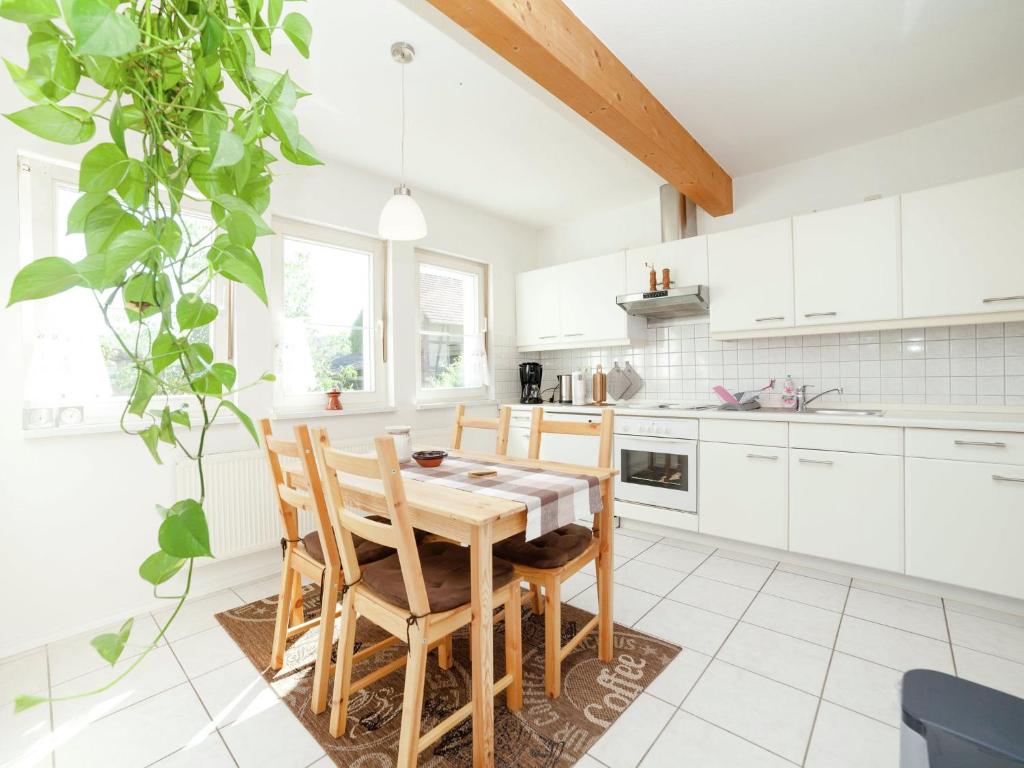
[416,249,489,404]
[271,218,389,413]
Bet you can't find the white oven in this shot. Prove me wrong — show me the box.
[614,416,698,514]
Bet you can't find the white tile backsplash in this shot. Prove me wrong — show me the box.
[512,320,1024,406]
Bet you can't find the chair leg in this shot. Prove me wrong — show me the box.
[531,583,544,615]
[505,584,523,711]
[289,573,305,626]
[328,591,357,739]
[438,634,454,670]
[396,626,429,768]
[543,574,562,699]
[310,566,340,715]
[272,558,297,670]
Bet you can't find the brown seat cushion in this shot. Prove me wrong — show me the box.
[301,516,427,566]
[361,542,517,614]
[492,524,594,570]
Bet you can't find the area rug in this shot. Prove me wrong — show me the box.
[216,585,680,767]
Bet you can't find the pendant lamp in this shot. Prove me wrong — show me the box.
[379,42,427,241]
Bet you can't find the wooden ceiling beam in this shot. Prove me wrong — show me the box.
[425,0,733,216]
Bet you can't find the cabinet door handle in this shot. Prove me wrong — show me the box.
[955,440,1007,448]
[993,475,1024,483]
[804,312,837,318]
[564,332,585,338]
[746,453,779,461]
[538,335,558,340]
[755,316,785,323]
[982,296,1024,303]
[799,458,834,465]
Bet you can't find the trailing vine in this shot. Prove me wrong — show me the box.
[3,0,318,710]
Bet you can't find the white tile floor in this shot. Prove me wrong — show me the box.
[3,527,1024,768]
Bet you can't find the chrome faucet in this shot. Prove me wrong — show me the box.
[796,385,844,412]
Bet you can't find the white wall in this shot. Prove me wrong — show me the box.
[0,77,537,656]
[536,94,1024,259]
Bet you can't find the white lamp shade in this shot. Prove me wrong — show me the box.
[378,186,427,241]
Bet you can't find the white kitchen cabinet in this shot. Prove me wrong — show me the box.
[515,265,562,347]
[789,449,902,571]
[625,237,709,294]
[700,442,788,549]
[902,168,1024,320]
[906,458,1024,600]
[793,197,901,326]
[708,219,795,334]
[516,252,642,350]
[559,251,632,342]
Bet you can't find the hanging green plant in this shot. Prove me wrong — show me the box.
[2,0,320,711]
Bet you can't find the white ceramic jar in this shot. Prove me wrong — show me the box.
[385,425,413,462]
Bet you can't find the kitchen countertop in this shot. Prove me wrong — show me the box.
[505,401,1024,433]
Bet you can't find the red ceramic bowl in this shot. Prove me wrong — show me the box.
[412,450,447,468]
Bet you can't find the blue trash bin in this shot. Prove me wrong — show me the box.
[901,669,1024,767]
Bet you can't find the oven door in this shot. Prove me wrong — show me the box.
[614,435,697,512]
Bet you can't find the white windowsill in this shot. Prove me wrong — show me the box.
[414,398,498,411]
[271,405,398,420]
[21,413,242,439]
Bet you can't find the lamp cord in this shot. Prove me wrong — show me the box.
[400,61,406,183]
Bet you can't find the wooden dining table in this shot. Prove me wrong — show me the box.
[339,447,618,768]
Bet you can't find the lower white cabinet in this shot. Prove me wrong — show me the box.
[906,458,1024,600]
[789,449,903,571]
[700,442,788,549]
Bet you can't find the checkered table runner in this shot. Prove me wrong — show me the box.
[401,455,603,541]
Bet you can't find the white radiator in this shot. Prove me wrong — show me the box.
[174,428,451,561]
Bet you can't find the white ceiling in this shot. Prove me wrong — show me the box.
[562,0,1024,176]
[278,1,661,229]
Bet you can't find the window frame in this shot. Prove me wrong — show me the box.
[414,248,490,405]
[17,155,231,432]
[270,217,390,414]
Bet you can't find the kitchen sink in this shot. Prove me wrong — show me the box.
[747,406,884,417]
[804,408,884,417]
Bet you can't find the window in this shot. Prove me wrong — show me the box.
[18,157,228,431]
[272,218,388,412]
[415,250,489,403]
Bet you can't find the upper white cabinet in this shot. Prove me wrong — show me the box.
[625,237,708,294]
[793,197,901,326]
[515,265,562,347]
[708,219,794,334]
[902,168,1024,319]
[516,251,643,350]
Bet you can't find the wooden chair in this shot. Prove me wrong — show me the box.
[312,431,523,766]
[450,404,512,455]
[260,421,411,715]
[493,406,614,699]
[259,419,341,715]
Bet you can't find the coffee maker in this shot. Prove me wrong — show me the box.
[519,362,543,404]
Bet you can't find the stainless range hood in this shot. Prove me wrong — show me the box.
[617,285,709,319]
[616,184,710,320]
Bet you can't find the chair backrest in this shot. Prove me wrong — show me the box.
[527,406,614,469]
[451,404,512,455]
[312,430,431,615]
[259,419,339,567]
